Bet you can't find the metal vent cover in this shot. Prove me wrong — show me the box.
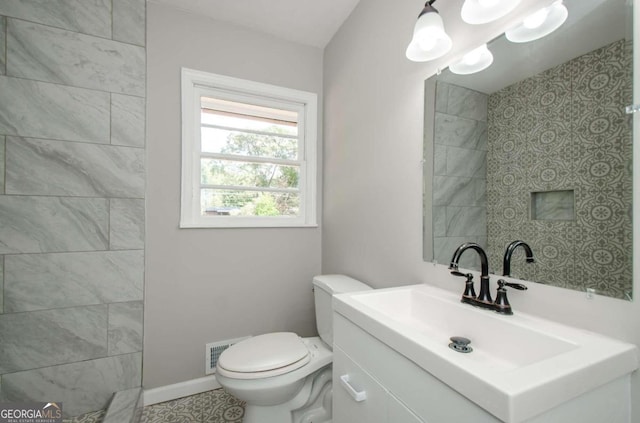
[205,337,250,375]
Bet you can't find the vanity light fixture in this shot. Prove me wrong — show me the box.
[461,0,522,25]
[406,0,453,62]
[505,0,568,43]
[449,44,494,74]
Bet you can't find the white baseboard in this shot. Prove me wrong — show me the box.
[143,375,222,406]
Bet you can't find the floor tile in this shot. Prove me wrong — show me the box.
[201,390,245,423]
[63,388,245,423]
[63,409,105,423]
[141,389,245,423]
[142,395,200,423]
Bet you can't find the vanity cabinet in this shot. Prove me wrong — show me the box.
[333,312,499,423]
[332,311,632,423]
[333,345,422,423]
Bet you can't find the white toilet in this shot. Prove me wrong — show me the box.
[215,274,372,423]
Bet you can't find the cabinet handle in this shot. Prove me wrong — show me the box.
[340,374,367,402]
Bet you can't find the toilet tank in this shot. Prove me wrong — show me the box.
[312,274,372,347]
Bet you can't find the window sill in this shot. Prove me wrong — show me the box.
[179,219,319,229]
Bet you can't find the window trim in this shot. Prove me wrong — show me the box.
[180,68,318,228]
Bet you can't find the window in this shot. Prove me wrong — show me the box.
[181,68,318,228]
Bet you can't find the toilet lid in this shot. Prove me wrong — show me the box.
[218,332,310,374]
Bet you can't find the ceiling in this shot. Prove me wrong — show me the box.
[147,0,361,48]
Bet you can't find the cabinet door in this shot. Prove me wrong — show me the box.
[333,346,387,423]
[388,396,425,423]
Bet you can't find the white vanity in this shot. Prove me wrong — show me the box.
[332,284,638,423]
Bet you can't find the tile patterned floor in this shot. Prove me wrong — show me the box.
[63,409,106,423]
[62,389,244,423]
[141,389,245,423]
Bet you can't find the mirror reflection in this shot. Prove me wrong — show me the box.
[424,0,633,300]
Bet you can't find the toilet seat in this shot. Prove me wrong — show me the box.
[217,332,311,380]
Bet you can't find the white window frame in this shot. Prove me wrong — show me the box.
[180,68,318,228]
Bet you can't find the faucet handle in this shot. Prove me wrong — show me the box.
[495,279,527,315]
[500,280,527,290]
[451,271,477,304]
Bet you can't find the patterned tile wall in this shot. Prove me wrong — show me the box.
[0,0,146,418]
[487,39,632,299]
[433,82,488,269]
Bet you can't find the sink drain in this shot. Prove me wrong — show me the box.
[449,336,473,353]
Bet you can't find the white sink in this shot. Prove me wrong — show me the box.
[333,284,638,423]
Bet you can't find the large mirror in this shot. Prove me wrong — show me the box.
[424,0,634,300]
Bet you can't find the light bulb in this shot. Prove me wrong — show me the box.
[419,37,438,52]
[406,6,453,62]
[478,0,500,7]
[449,44,493,75]
[505,0,568,43]
[463,49,483,65]
[523,8,549,29]
[461,0,522,25]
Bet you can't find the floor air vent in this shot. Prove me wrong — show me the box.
[205,337,250,375]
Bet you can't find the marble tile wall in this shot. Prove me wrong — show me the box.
[108,302,144,356]
[0,17,5,75]
[0,306,109,374]
[0,196,109,254]
[0,257,3,314]
[112,94,146,148]
[0,136,4,192]
[5,137,145,197]
[0,1,112,38]
[432,82,488,269]
[0,76,111,143]
[102,387,142,423]
[2,353,142,418]
[531,190,575,220]
[112,0,146,46]
[110,199,145,250]
[3,251,143,312]
[0,0,146,418]
[7,19,145,95]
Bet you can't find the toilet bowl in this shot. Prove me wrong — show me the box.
[215,275,372,423]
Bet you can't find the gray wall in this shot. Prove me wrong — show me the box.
[145,3,323,389]
[0,0,146,418]
[323,0,640,419]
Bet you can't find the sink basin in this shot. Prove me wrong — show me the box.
[352,286,578,371]
[333,284,638,423]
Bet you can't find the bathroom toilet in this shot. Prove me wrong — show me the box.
[215,274,372,423]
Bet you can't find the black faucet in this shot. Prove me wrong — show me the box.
[449,242,528,314]
[503,240,535,277]
[449,242,493,310]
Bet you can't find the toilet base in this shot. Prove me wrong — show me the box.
[242,366,332,423]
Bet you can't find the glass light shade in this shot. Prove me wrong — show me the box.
[406,11,453,62]
[505,1,568,43]
[461,0,522,25]
[449,44,494,74]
